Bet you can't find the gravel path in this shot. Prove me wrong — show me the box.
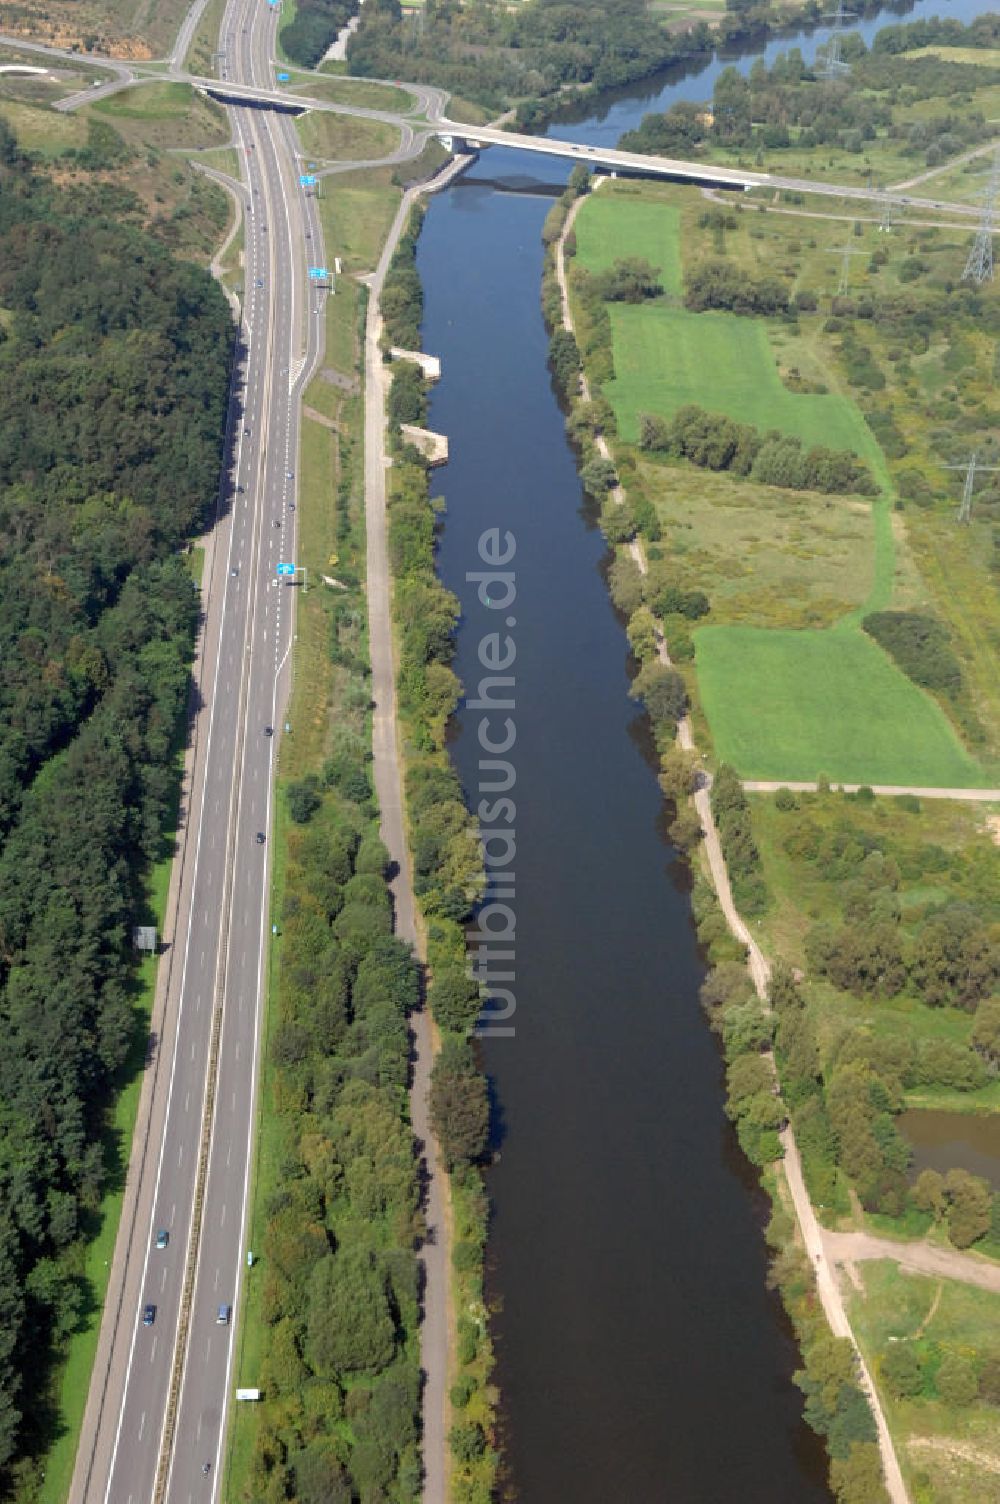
[823,1229,1000,1293]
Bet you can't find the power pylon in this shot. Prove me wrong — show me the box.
[878,190,896,232]
[962,150,1000,284]
[819,2,854,81]
[943,453,1000,523]
[827,240,866,295]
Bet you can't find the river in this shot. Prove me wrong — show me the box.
[414,3,988,1497]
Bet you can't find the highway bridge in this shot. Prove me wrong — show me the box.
[189,78,984,214]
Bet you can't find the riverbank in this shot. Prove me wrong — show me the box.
[373,164,501,1503]
[552,143,1000,1500]
[550,177,906,1504]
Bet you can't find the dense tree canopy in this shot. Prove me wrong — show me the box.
[0,119,231,1484]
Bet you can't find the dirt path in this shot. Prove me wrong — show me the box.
[744,780,1000,801]
[555,187,909,1504]
[823,1229,1000,1294]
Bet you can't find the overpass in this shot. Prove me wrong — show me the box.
[0,37,976,216]
[193,77,983,213]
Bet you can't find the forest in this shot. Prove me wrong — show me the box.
[279,0,359,69]
[0,119,232,1488]
[347,0,702,117]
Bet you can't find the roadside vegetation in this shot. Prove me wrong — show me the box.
[0,0,191,57]
[0,115,232,1497]
[0,85,231,262]
[224,166,428,1500]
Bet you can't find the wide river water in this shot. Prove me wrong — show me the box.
[415,2,988,1496]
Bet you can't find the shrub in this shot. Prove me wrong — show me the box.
[935,1352,978,1407]
[288,776,322,824]
[862,611,963,698]
[629,662,688,727]
[430,1040,490,1170]
[880,1343,924,1398]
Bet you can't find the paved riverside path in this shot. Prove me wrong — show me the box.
[823,1229,1000,1294]
[744,781,1000,801]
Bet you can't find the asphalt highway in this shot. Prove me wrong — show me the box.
[67,0,325,1498]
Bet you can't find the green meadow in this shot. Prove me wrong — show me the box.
[572,190,989,782]
[574,196,682,295]
[604,302,876,456]
[695,624,985,786]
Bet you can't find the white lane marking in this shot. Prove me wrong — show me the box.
[150,1336,157,1365]
[138,1412,146,1442]
[161,1267,167,1291]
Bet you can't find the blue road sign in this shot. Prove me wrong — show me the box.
[276,71,290,81]
[307,267,329,280]
[299,174,317,187]
[276,562,295,576]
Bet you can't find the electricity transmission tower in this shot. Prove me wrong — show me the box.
[878,190,896,232]
[944,453,1000,523]
[962,150,1000,284]
[819,2,854,81]
[827,240,866,295]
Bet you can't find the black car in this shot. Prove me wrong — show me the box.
[255,832,266,845]
[143,1304,156,1326]
[264,725,273,737]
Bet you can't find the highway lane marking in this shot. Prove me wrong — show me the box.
[138,1412,145,1441]
[184,1091,190,1114]
[161,1266,168,1291]
[150,1336,158,1365]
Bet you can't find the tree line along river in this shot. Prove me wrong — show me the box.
[415,1,988,1495]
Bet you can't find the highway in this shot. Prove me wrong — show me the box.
[67,0,325,1498]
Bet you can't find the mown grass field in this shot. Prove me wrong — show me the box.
[695,623,985,785]
[574,197,682,295]
[604,301,877,453]
[318,165,402,274]
[296,108,399,164]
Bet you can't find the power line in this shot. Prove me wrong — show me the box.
[962,148,1000,284]
[819,2,854,82]
[943,452,1000,523]
[826,239,866,296]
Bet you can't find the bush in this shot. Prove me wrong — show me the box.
[684,258,789,315]
[288,776,322,824]
[880,1343,924,1398]
[862,611,963,699]
[629,661,688,727]
[549,328,581,394]
[935,1352,979,1407]
[430,1040,490,1170]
